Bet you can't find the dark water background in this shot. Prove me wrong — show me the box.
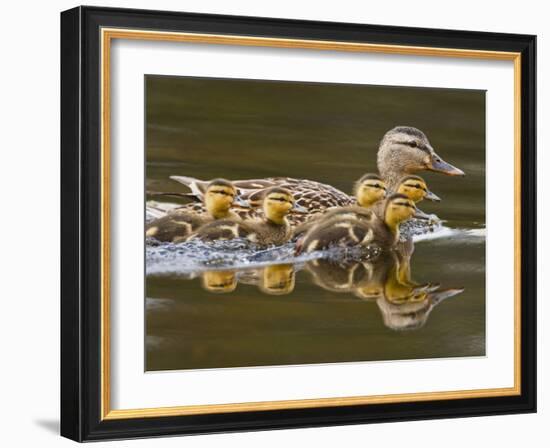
[145,76,486,371]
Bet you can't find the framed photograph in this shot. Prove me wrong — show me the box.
[61,6,536,441]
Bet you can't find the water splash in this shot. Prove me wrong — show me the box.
[146,225,485,276]
[146,238,322,276]
[413,226,486,243]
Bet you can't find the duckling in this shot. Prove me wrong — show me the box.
[145,178,245,243]
[296,193,430,255]
[394,174,443,239]
[189,187,305,247]
[292,174,388,238]
[169,126,463,226]
[368,174,440,221]
[294,174,439,240]
[396,175,440,203]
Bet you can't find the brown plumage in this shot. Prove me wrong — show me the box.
[170,176,352,226]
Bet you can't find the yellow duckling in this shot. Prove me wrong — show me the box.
[353,173,388,206]
[145,178,245,243]
[189,187,305,247]
[396,175,440,203]
[293,174,438,240]
[293,174,388,238]
[296,193,430,254]
[368,174,440,223]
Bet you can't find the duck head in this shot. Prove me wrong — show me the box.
[377,126,465,189]
[383,193,431,239]
[262,187,303,224]
[396,175,441,203]
[204,178,246,219]
[353,173,388,207]
[384,193,418,230]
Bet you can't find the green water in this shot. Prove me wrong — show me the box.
[145,75,486,371]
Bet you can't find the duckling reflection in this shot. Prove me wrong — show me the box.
[199,264,296,296]
[305,252,463,330]
[377,286,464,331]
[305,258,379,295]
[201,270,237,293]
[258,264,296,295]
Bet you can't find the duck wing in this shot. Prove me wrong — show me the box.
[169,176,281,198]
[235,177,354,214]
[170,176,351,205]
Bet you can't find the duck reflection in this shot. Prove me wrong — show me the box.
[201,270,237,293]
[200,264,296,296]
[305,251,463,330]
[258,264,295,295]
[196,249,463,330]
[377,285,463,331]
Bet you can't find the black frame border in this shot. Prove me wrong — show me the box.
[61,6,536,442]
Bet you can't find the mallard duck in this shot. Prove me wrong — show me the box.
[145,178,245,243]
[296,193,430,254]
[188,187,305,246]
[168,126,462,226]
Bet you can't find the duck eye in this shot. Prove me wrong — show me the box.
[410,141,417,147]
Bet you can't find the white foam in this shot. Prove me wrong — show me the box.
[413,226,486,243]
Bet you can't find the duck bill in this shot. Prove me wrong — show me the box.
[428,154,465,176]
[424,190,441,202]
[413,208,431,221]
